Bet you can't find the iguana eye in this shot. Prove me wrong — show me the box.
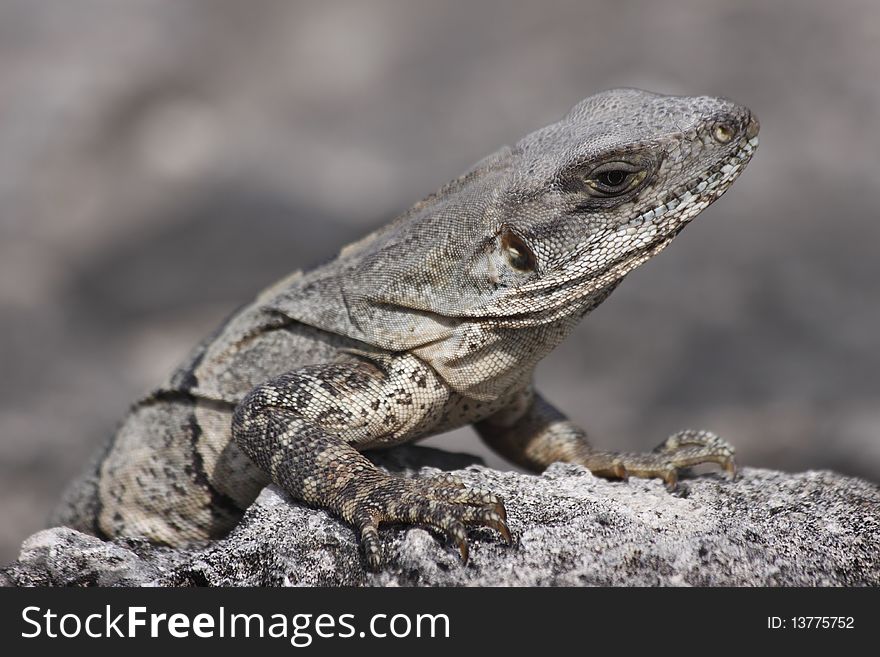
[597,170,628,187]
[584,162,647,197]
[501,229,536,272]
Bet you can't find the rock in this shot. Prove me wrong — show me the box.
[8,528,159,587]
[3,446,879,586]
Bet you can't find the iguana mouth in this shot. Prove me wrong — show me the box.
[627,135,759,233]
[606,134,760,267]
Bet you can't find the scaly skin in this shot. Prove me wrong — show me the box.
[54,89,758,570]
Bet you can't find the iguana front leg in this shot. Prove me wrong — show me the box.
[475,388,736,489]
[232,354,509,570]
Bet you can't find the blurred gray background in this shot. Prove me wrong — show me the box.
[2,0,879,563]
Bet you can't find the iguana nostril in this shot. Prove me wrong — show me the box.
[712,122,735,144]
[746,114,760,139]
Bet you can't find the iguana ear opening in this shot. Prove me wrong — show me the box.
[500,227,537,272]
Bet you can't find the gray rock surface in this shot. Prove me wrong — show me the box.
[4,447,878,586]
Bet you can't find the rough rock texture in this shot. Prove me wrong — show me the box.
[3,446,879,587]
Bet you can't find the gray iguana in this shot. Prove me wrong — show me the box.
[53,89,759,569]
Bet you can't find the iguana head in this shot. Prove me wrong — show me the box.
[270,89,758,397]
[476,88,759,321]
